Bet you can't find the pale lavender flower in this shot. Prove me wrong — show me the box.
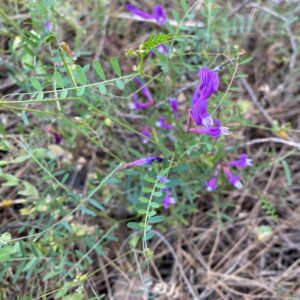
[156,115,175,130]
[159,176,169,184]
[223,167,243,190]
[162,188,176,209]
[125,3,167,26]
[189,119,230,139]
[169,98,178,117]
[123,156,163,169]
[227,154,253,169]
[206,177,217,192]
[45,19,51,32]
[191,67,219,127]
[141,128,151,144]
[157,44,169,54]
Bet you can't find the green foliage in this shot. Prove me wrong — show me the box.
[126,32,172,74]
[260,195,278,220]
[127,167,168,249]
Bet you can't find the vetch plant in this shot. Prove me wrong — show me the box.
[0,1,267,297]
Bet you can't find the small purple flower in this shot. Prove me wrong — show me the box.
[125,4,167,26]
[156,115,175,130]
[191,67,219,127]
[169,98,178,117]
[152,5,167,26]
[123,156,163,169]
[52,131,62,144]
[129,78,154,110]
[189,119,230,139]
[125,4,153,20]
[141,128,151,144]
[227,154,253,169]
[45,19,51,32]
[206,177,217,192]
[159,176,169,184]
[129,94,154,110]
[133,77,153,101]
[157,44,169,54]
[162,189,176,209]
[223,167,243,190]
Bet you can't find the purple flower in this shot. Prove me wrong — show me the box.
[191,67,219,127]
[125,4,153,20]
[189,119,230,139]
[223,167,243,190]
[152,5,167,26]
[133,78,153,101]
[52,131,62,144]
[162,188,176,209]
[192,67,219,105]
[169,98,178,117]
[206,177,217,192]
[141,128,151,144]
[129,94,154,110]
[45,19,51,32]
[129,78,154,110]
[227,154,253,169]
[157,44,169,54]
[159,176,169,184]
[190,98,213,127]
[156,115,175,130]
[123,156,163,169]
[125,4,167,26]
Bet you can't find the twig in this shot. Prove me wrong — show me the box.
[228,0,252,19]
[246,3,298,70]
[242,137,300,150]
[152,230,199,300]
[240,77,273,125]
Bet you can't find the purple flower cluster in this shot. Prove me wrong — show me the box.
[126,4,167,26]
[206,154,252,192]
[189,67,230,139]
